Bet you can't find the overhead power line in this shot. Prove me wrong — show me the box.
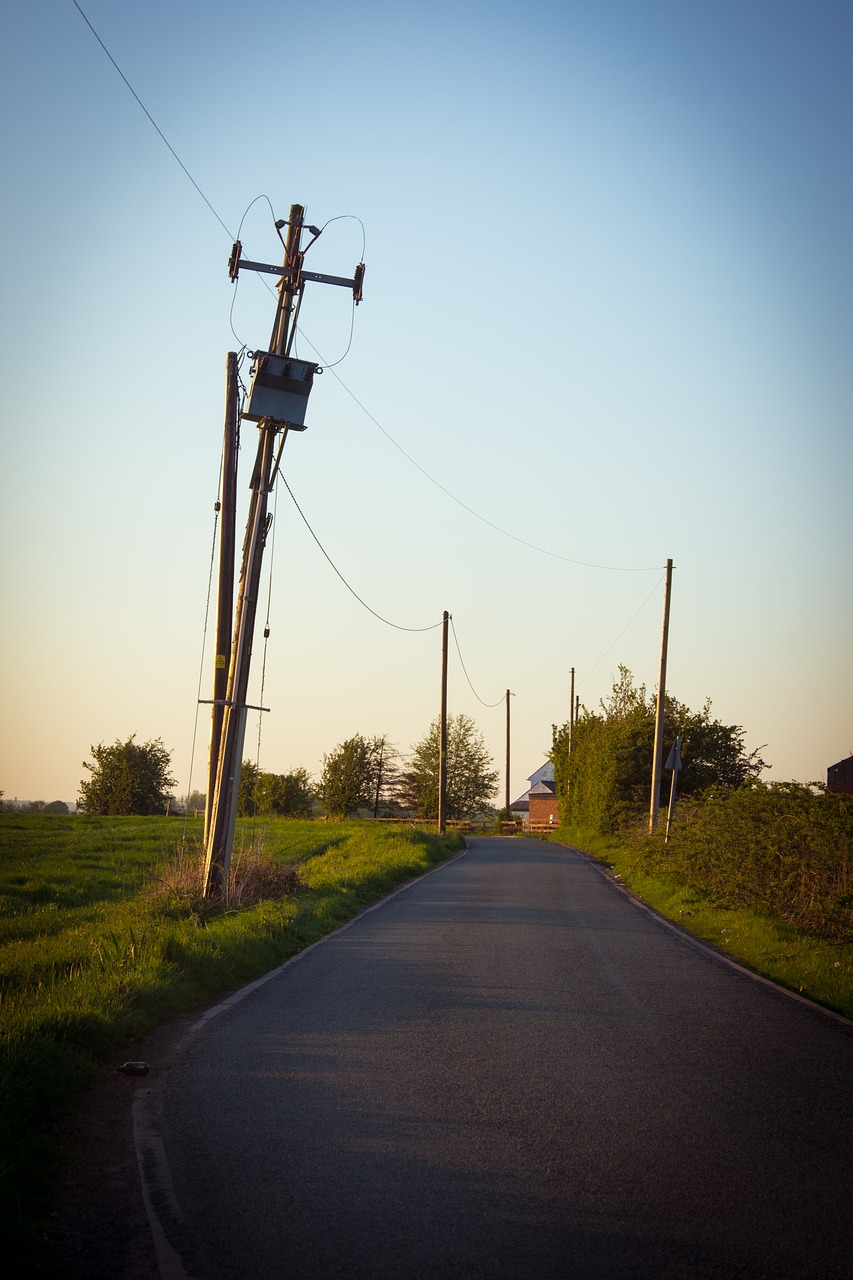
[277,473,443,634]
[449,618,505,709]
[297,329,660,575]
[71,2,234,240]
[73,0,663,576]
[578,573,666,689]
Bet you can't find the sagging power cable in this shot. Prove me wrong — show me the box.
[277,473,443,634]
[449,617,506,708]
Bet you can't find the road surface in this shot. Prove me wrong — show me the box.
[157,836,853,1278]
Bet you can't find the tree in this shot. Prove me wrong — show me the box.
[78,736,177,816]
[317,735,377,817]
[254,768,314,817]
[237,760,259,817]
[551,667,767,833]
[176,789,206,816]
[404,714,499,819]
[43,800,69,815]
[366,735,401,817]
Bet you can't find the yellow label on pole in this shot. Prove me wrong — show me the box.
[215,654,226,669]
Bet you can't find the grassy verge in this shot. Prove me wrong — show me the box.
[0,814,463,1255]
[547,824,853,1022]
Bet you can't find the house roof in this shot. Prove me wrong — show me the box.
[528,779,556,796]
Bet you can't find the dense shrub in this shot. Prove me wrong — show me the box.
[552,667,765,833]
[641,782,853,940]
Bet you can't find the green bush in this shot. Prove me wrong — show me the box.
[642,783,853,940]
[552,667,765,832]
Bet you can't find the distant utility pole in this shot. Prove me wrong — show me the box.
[569,666,575,753]
[502,691,507,808]
[649,558,674,834]
[438,611,449,835]
[203,204,365,899]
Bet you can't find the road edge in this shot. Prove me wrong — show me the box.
[554,838,853,1031]
[133,842,471,1280]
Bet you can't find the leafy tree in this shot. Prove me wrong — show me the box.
[177,789,206,816]
[403,714,499,819]
[317,735,377,817]
[254,768,314,817]
[366,736,402,817]
[19,799,68,815]
[552,666,767,833]
[237,760,259,817]
[78,736,177,816]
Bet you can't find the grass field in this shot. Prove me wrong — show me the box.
[547,825,853,1022]
[0,813,463,1257]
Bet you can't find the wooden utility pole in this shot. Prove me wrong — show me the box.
[438,611,449,834]
[649,558,674,833]
[505,689,512,811]
[204,352,239,846]
[203,420,280,896]
[202,203,365,899]
[569,666,575,753]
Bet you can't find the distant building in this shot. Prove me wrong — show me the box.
[528,777,559,827]
[827,756,853,795]
[510,763,558,828]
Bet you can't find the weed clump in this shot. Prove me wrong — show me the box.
[149,834,301,918]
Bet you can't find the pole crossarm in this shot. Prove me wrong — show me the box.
[198,700,271,712]
[228,243,365,303]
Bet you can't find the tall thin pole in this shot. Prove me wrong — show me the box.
[649,558,674,833]
[203,208,308,899]
[505,690,511,811]
[204,352,238,844]
[569,666,575,753]
[203,421,281,896]
[438,611,449,834]
[270,204,304,356]
[665,736,682,844]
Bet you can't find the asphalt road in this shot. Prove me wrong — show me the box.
[158,837,853,1279]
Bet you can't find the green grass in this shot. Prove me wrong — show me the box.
[0,814,463,1258]
[547,824,853,1021]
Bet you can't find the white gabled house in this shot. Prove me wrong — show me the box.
[510,763,558,829]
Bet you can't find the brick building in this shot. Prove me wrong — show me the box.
[527,778,559,827]
[827,756,853,795]
[510,764,559,828]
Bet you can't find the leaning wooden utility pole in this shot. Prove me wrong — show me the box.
[438,611,449,834]
[203,203,365,899]
[649,558,674,834]
[204,352,239,846]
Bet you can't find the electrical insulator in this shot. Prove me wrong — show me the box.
[353,261,365,305]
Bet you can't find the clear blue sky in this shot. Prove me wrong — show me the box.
[1,0,851,805]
